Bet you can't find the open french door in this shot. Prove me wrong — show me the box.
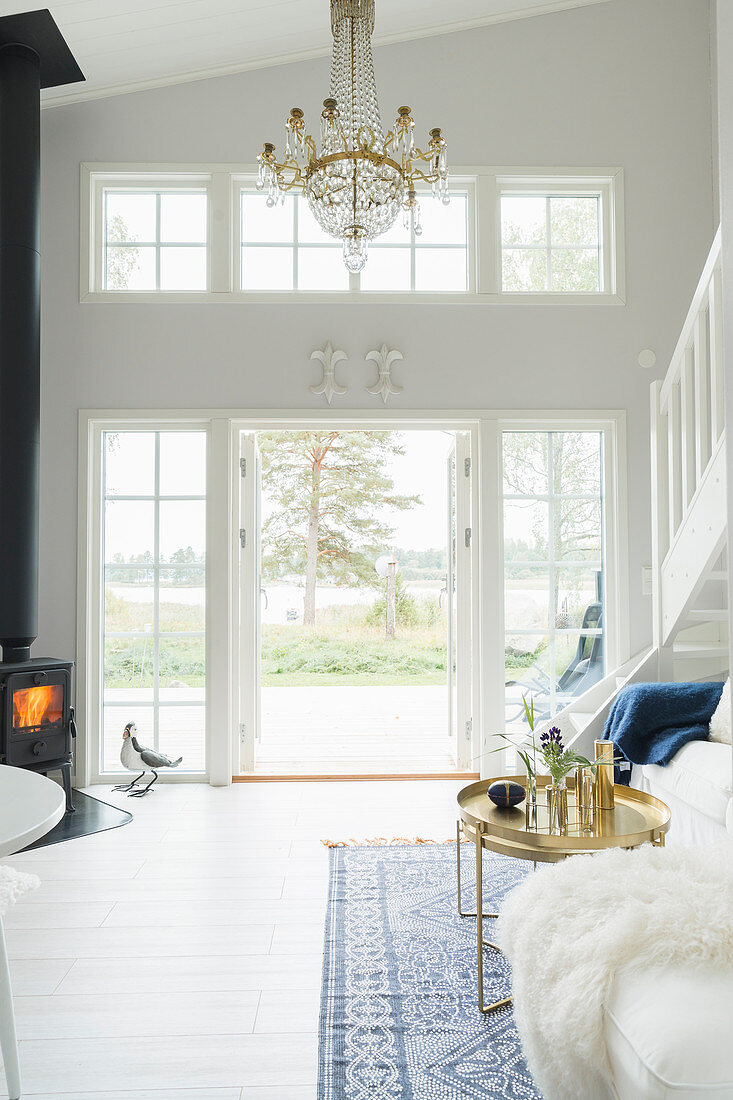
[448,431,474,771]
[239,432,261,772]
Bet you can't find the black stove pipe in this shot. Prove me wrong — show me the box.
[0,42,41,664]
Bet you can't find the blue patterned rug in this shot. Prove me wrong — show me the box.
[318,844,542,1099]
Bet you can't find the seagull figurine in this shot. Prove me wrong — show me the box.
[112,721,183,797]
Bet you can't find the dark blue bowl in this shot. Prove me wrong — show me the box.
[487,780,526,808]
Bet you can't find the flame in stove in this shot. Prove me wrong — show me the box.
[12,685,64,730]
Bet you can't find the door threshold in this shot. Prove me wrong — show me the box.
[233,771,481,782]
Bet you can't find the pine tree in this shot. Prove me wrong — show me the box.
[258,430,420,626]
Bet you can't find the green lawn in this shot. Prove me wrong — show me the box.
[262,670,448,687]
[261,623,448,687]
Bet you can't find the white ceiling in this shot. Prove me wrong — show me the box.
[1,0,612,108]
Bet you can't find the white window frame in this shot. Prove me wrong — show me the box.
[79,416,214,785]
[77,407,627,788]
[81,164,624,305]
[235,179,475,295]
[500,426,609,724]
[83,170,215,298]
[497,174,623,298]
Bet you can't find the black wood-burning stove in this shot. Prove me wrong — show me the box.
[0,659,76,810]
[0,12,84,812]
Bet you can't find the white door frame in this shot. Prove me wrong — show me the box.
[76,408,627,787]
[228,416,482,778]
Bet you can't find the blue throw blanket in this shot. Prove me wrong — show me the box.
[603,681,723,784]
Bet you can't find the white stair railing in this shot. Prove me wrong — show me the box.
[651,226,727,650]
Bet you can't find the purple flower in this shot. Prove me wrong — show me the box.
[540,726,564,752]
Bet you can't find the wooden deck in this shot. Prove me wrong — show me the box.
[253,685,459,776]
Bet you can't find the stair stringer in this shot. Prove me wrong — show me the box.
[660,439,727,647]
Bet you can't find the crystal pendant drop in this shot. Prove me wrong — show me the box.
[342,227,368,272]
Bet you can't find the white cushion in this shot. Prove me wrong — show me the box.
[710,680,732,745]
[605,965,733,1099]
[637,741,733,827]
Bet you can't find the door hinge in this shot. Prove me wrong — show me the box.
[464,457,471,478]
[465,718,472,741]
[464,526,472,548]
[239,528,246,549]
[240,723,246,743]
[240,457,247,477]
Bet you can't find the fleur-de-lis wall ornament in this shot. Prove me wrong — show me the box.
[365,344,403,404]
[310,342,347,405]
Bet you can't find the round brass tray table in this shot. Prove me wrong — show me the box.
[456,776,671,1014]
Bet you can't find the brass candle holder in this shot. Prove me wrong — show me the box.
[593,740,615,811]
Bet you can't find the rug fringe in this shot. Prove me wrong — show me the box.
[321,836,467,847]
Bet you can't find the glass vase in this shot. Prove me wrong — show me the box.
[548,778,568,834]
[525,774,538,828]
[576,769,593,828]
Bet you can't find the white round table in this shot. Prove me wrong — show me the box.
[0,764,66,857]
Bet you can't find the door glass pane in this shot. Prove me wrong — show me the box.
[160,571,206,632]
[160,706,205,773]
[503,499,549,561]
[104,432,155,496]
[104,501,154,564]
[503,430,605,736]
[159,500,206,562]
[101,430,207,774]
[160,432,207,496]
[504,565,550,631]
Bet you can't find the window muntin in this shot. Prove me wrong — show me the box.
[103,189,208,291]
[501,192,602,293]
[84,167,622,299]
[101,430,207,774]
[502,430,605,732]
[239,188,469,293]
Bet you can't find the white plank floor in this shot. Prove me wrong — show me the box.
[0,779,466,1099]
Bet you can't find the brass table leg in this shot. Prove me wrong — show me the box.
[456,819,500,926]
[456,819,512,1015]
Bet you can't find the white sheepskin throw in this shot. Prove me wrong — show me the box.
[497,840,733,1100]
[0,864,40,916]
[709,678,731,744]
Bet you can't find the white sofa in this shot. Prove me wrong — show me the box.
[631,739,733,845]
[604,964,733,1099]
[605,700,733,1099]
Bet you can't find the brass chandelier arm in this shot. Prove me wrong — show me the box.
[306,148,404,175]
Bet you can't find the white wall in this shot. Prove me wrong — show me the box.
[37,0,715,664]
[715,1,733,664]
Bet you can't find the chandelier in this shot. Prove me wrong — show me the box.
[256,0,449,272]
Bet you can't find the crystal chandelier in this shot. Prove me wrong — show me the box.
[256,0,449,272]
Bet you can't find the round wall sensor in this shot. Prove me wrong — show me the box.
[638,349,657,369]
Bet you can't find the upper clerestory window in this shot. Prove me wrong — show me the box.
[81,166,624,302]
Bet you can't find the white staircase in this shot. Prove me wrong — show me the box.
[563,228,728,759]
[651,226,728,679]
